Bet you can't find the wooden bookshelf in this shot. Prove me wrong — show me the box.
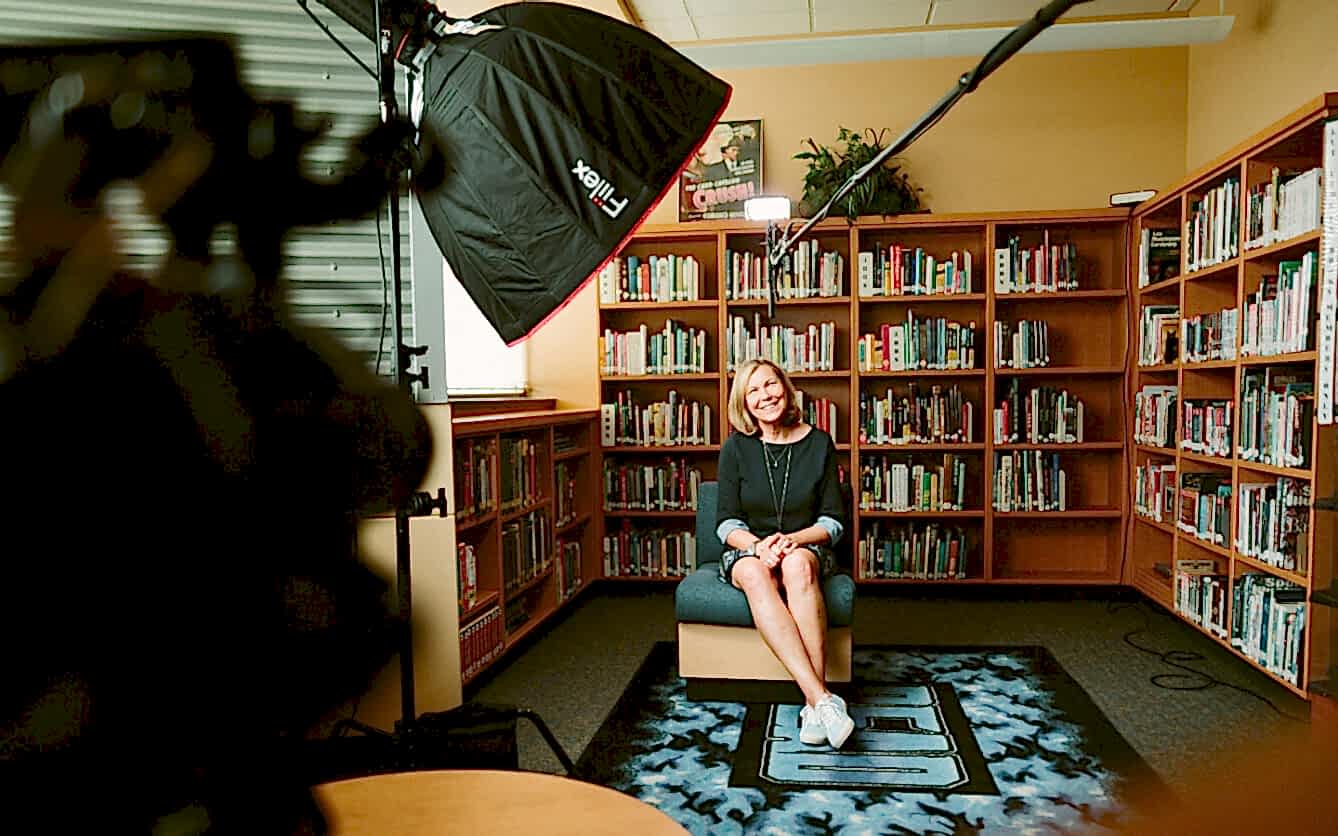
[1130,92,1338,698]
[597,208,1131,587]
[452,409,599,685]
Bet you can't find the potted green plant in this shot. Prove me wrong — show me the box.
[795,127,925,219]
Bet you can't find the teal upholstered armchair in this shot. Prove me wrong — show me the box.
[674,481,855,698]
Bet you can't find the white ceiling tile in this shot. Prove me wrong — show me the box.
[639,15,700,42]
[814,0,933,33]
[691,12,812,40]
[683,0,808,14]
[929,0,1175,26]
[629,0,691,18]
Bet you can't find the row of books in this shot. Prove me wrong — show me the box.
[499,437,544,511]
[992,450,1068,512]
[724,243,845,301]
[1135,461,1176,523]
[1232,574,1306,686]
[1174,561,1228,639]
[602,525,694,578]
[1182,307,1238,363]
[598,253,703,304]
[1238,369,1313,469]
[1137,227,1181,287]
[599,392,713,447]
[993,379,1085,445]
[1138,304,1179,366]
[857,522,970,580]
[1186,176,1241,272]
[455,437,497,521]
[601,459,702,512]
[857,454,971,513]
[1236,478,1310,573]
[554,461,578,527]
[858,383,974,445]
[555,539,583,605]
[1245,166,1322,251]
[857,246,973,297]
[457,541,480,616]
[993,234,1084,293]
[796,391,840,439]
[460,605,505,682]
[1176,473,1231,547]
[1134,385,1178,449]
[993,319,1052,369]
[599,320,709,376]
[1240,253,1316,358]
[855,315,978,372]
[1179,399,1233,459]
[725,315,839,372]
[502,511,551,593]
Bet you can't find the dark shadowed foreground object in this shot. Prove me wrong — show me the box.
[0,39,429,832]
[411,2,731,344]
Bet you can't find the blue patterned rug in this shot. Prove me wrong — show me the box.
[575,642,1168,834]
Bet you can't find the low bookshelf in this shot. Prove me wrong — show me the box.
[597,209,1131,588]
[1130,93,1338,698]
[452,409,599,686]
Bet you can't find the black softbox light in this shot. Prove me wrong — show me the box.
[410,3,730,344]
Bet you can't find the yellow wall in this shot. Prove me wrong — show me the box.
[1186,0,1338,171]
[527,45,1191,408]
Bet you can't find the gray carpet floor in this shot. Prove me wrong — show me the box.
[471,586,1311,800]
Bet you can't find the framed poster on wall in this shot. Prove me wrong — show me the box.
[679,119,762,221]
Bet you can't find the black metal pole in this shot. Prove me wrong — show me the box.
[768,0,1095,274]
[372,0,416,730]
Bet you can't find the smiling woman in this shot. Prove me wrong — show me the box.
[715,358,855,747]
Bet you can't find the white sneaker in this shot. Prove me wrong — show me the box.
[816,693,855,749]
[799,705,826,745]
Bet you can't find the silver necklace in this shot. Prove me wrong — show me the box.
[761,438,792,531]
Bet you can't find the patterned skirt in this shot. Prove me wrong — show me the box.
[718,544,838,585]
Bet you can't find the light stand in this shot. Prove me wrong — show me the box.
[759,0,1096,293]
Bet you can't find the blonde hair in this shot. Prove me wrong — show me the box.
[727,359,802,435]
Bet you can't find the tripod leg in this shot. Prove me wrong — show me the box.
[515,708,576,776]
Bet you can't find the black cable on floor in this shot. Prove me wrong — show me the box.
[1106,600,1307,722]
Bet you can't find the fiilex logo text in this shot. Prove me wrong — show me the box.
[572,159,628,219]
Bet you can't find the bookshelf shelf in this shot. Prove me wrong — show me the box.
[1182,257,1240,282]
[1179,450,1233,469]
[600,300,719,311]
[1238,350,1317,366]
[862,442,986,452]
[1136,514,1177,536]
[602,444,721,453]
[994,365,1124,376]
[1136,444,1177,457]
[726,296,853,307]
[861,577,991,585]
[1234,553,1309,587]
[859,293,987,304]
[555,512,592,537]
[994,289,1126,301]
[1177,530,1231,558]
[989,572,1118,585]
[993,508,1122,519]
[457,511,497,533]
[460,590,501,627]
[600,373,718,382]
[500,497,552,524]
[862,368,985,378]
[1181,359,1237,371]
[554,447,591,462]
[994,441,1122,451]
[602,509,696,518]
[505,563,555,600]
[1137,363,1179,373]
[860,509,986,519]
[1130,92,1338,699]
[1236,459,1313,480]
[1242,228,1322,262]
